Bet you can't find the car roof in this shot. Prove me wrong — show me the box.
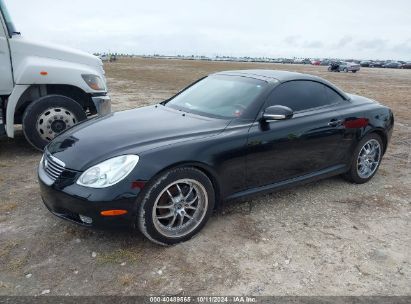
[212,69,349,100]
[214,69,308,82]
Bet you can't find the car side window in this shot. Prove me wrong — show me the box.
[324,85,345,104]
[267,80,342,112]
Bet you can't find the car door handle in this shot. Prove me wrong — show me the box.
[328,119,343,127]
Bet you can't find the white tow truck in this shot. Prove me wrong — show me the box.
[0,0,111,150]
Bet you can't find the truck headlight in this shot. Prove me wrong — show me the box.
[82,74,105,91]
[77,155,139,188]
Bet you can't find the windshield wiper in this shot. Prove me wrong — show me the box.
[12,31,21,35]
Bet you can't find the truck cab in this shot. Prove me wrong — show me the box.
[0,0,111,150]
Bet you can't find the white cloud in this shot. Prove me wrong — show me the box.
[5,0,411,60]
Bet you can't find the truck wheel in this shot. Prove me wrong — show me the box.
[22,95,86,151]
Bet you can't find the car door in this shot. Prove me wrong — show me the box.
[0,17,13,95]
[245,80,348,188]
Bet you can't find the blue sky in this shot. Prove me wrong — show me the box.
[6,0,411,60]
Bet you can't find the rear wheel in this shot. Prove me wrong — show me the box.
[344,68,349,72]
[137,167,215,245]
[352,70,357,73]
[344,133,384,184]
[22,95,86,151]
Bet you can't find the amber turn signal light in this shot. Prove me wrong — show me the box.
[100,210,128,216]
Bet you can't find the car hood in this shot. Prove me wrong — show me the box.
[47,105,230,171]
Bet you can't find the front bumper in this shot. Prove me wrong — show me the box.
[38,162,140,229]
[92,94,112,116]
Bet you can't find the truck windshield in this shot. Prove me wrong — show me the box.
[0,0,17,35]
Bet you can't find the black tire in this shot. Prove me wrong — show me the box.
[137,167,215,245]
[343,133,384,184]
[22,95,87,151]
[344,68,349,73]
[352,70,357,73]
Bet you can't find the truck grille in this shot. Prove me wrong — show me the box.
[43,153,66,181]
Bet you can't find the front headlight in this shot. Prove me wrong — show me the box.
[82,74,105,91]
[76,155,139,188]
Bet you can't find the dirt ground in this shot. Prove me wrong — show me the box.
[0,58,410,296]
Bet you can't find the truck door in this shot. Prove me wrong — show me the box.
[0,14,13,95]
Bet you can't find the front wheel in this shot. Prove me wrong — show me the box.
[137,167,215,245]
[344,68,349,72]
[344,133,384,184]
[22,95,87,151]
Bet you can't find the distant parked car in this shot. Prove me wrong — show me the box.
[298,58,311,64]
[320,59,331,66]
[99,54,110,62]
[400,62,411,69]
[369,61,384,68]
[328,62,341,72]
[311,60,321,65]
[329,61,360,73]
[344,62,361,73]
[360,61,372,67]
[383,61,402,69]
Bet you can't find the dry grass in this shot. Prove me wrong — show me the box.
[7,257,28,271]
[0,201,18,213]
[96,248,141,265]
[0,240,28,271]
[118,273,135,286]
[0,240,19,257]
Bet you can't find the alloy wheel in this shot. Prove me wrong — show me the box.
[152,179,208,238]
[357,139,381,179]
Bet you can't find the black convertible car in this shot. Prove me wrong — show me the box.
[38,70,394,245]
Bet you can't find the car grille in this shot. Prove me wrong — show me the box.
[43,153,66,181]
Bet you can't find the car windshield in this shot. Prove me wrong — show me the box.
[165,75,267,119]
[0,0,17,35]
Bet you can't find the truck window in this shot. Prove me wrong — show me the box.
[0,0,17,36]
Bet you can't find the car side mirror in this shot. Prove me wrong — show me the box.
[262,105,293,122]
